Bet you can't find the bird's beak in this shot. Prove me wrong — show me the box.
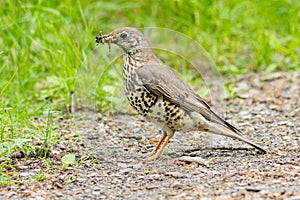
[96,32,115,51]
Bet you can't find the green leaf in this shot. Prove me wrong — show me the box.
[61,153,76,166]
[265,63,278,74]
[13,138,30,148]
[0,145,7,157]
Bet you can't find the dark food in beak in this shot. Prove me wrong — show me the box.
[96,31,113,52]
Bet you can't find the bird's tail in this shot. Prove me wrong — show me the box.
[207,123,267,153]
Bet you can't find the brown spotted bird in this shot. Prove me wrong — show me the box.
[96,27,266,159]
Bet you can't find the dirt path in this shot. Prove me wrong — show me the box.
[1,72,299,199]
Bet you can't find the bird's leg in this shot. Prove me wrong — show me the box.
[142,133,166,158]
[145,128,174,160]
[152,135,172,159]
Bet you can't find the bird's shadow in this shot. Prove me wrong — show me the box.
[168,147,264,158]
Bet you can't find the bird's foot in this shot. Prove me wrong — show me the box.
[142,149,167,160]
[141,150,159,160]
[144,153,161,161]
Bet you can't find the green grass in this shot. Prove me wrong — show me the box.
[0,0,299,184]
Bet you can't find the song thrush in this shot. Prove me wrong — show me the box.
[96,27,266,159]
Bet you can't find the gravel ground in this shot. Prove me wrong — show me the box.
[1,71,299,199]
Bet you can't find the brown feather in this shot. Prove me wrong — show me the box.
[137,64,242,134]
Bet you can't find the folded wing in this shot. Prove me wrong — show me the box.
[136,64,242,134]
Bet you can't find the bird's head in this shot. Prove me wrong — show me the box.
[96,27,151,54]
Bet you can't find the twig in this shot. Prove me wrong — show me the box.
[71,90,75,114]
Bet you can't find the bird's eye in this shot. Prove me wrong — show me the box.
[120,32,127,39]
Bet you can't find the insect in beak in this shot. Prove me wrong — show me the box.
[96,31,114,52]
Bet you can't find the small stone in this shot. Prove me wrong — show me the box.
[278,121,288,125]
[165,172,186,178]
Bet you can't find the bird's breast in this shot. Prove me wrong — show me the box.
[147,98,197,132]
[121,55,197,132]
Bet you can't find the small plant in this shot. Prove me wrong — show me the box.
[31,171,46,182]
[0,172,11,185]
[61,153,76,167]
[60,175,77,184]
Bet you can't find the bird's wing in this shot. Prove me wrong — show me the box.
[136,64,242,134]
